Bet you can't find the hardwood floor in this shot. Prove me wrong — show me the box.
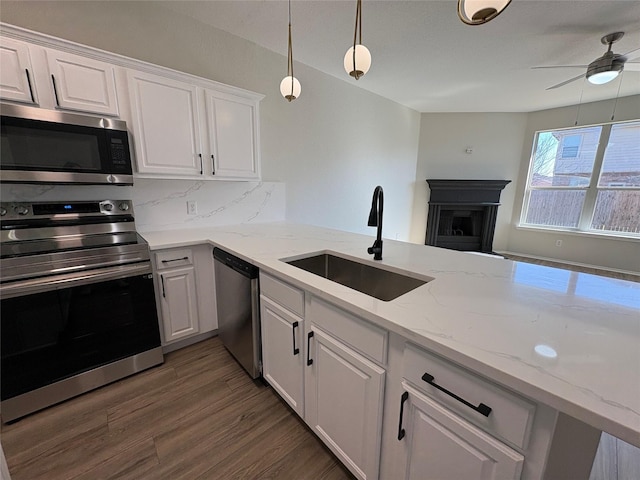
[1,338,354,480]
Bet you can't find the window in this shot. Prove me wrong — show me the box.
[522,120,640,236]
[561,134,581,158]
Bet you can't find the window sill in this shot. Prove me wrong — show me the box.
[515,224,640,242]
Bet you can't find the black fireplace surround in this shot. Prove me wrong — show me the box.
[425,179,510,253]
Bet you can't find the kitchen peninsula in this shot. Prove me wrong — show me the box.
[142,222,640,480]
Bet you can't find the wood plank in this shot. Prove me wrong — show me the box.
[73,437,159,480]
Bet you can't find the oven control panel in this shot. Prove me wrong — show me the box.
[0,200,134,221]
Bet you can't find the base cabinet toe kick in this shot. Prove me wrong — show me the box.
[259,272,607,480]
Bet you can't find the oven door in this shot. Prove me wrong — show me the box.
[0,262,161,408]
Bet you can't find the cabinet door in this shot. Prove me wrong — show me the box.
[260,296,304,417]
[305,327,385,480]
[204,90,260,180]
[398,384,523,480]
[45,49,119,115]
[159,266,200,343]
[128,70,203,176]
[0,37,37,104]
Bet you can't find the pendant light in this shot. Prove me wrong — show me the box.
[344,0,371,80]
[280,0,301,101]
[458,0,512,25]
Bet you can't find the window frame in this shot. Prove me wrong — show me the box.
[520,119,640,237]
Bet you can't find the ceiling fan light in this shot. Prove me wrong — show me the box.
[586,60,624,85]
[587,70,620,85]
[280,75,301,101]
[344,44,371,80]
[458,0,512,25]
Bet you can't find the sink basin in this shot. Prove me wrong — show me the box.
[284,253,432,301]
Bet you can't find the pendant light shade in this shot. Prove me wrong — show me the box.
[458,0,512,25]
[344,44,371,80]
[345,0,371,80]
[280,75,302,100]
[281,0,301,101]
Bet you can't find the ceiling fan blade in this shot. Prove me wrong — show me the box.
[546,73,585,90]
[624,62,640,71]
[532,65,588,69]
[622,46,640,58]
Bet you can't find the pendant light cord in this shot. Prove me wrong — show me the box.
[287,0,294,97]
[352,0,362,75]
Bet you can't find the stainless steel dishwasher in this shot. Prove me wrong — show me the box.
[213,247,261,378]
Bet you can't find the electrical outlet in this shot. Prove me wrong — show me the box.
[187,200,197,216]
[555,239,562,247]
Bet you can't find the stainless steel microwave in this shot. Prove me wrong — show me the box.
[0,103,133,185]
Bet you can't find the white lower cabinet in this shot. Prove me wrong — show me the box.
[260,295,304,417]
[398,383,523,480]
[305,327,386,480]
[154,245,217,347]
[158,264,199,342]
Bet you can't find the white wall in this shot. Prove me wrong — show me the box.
[410,113,528,250]
[0,1,421,241]
[508,95,640,273]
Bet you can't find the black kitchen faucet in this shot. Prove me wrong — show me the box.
[367,185,384,260]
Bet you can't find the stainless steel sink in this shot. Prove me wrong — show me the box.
[285,253,432,301]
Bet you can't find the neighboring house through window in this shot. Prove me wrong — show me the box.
[561,134,581,158]
[521,120,640,236]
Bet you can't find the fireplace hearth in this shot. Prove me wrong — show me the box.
[425,179,510,253]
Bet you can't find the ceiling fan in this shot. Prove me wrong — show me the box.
[533,32,640,90]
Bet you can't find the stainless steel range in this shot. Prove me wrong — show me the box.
[0,200,163,423]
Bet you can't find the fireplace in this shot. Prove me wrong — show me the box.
[425,179,510,253]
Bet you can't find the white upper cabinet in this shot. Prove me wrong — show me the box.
[127,70,203,176]
[45,49,119,116]
[128,70,263,181]
[204,90,260,180]
[0,35,119,116]
[0,37,37,104]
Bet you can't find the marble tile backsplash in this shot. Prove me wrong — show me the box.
[1,179,286,232]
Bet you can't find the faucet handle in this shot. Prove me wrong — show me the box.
[368,240,383,260]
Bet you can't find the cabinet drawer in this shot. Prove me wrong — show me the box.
[260,273,304,317]
[155,248,194,270]
[403,344,535,450]
[310,297,387,365]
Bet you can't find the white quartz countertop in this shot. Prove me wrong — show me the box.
[141,222,640,447]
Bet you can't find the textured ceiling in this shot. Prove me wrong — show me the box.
[160,1,640,113]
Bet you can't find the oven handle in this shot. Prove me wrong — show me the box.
[0,262,153,298]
